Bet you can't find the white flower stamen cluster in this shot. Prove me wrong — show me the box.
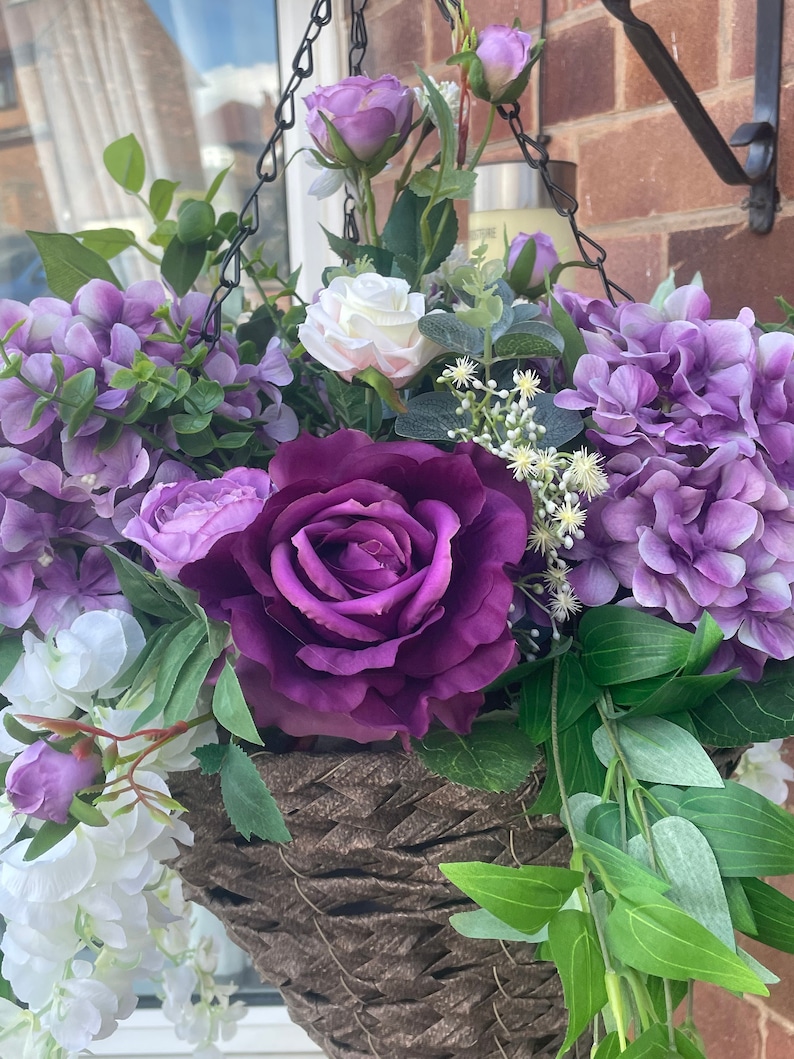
[438,364,609,634]
[0,611,242,1058]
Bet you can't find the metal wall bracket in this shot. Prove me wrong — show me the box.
[600,0,783,233]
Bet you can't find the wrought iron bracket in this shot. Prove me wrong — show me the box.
[601,0,783,233]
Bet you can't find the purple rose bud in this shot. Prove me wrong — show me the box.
[6,740,101,824]
[507,231,560,291]
[304,75,414,168]
[472,24,534,105]
[122,467,276,579]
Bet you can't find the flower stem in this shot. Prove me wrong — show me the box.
[467,105,496,170]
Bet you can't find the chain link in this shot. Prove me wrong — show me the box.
[200,0,334,347]
[343,0,369,245]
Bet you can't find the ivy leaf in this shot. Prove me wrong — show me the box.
[580,606,693,685]
[212,659,264,745]
[103,133,145,192]
[219,743,291,843]
[548,910,608,1059]
[440,861,584,935]
[413,715,539,792]
[592,716,724,788]
[605,886,768,993]
[27,231,121,301]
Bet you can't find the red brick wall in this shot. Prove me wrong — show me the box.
[353,0,794,322]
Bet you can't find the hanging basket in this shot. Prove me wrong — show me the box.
[172,750,587,1059]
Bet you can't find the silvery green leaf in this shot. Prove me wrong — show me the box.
[627,834,653,873]
[651,816,735,949]
[567,792,601,836]
[510,302,542,322]
[737,947,780,985]
[394,390,469,441]
[650,268,677,310]
[450,907,549,943]
[592,716,724,788]
[417,311,485,355]
[529,392,584,448]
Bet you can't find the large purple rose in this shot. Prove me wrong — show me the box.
[122,467,275,579]
[181,430,533,743]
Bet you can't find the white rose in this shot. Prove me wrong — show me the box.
[298,273,444,384]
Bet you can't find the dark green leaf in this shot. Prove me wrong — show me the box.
[0,637,23,684]
[605,886,768,993]
[518,653,598,744]
[586,801,639,847]
[548,910,608,1059]
[677,780,794,876]
[23,818,79,861]
[619,671,738,718]
[440,861,584,935]
[193,742,227,775]
[59,367,98,438]
[550,293,589,385]
[220,743,291,842]
[381,189,459,279]
[3,712,40,745]
[149,178,179,221]
[163,641,216,725]
[417,312,485,355]
[617,1024,685,1059]
[321,226,395,275]
[527,392,584,448]
[161,236,205,296]
[177,200,216,245]
[152,619,207,714]
[645,976,689,1025]
[592,1033,622,1059]
[723,876,758,936]
[27,231,121,300]
[493,329,563,360]
[578,832,669,894]
[580,606,694,685]
[693,658,794,746]
[103,548,186,620]
[683,611,724,675]
[531,709,607,815]
[103,133,145,192]
[394,390,469,441]
[592,716,724,788]
[413,715,538,792]
[741,877,794,952]
[76,227,137,259]
[212,659,264,745]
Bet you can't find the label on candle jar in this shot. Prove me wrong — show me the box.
[468,207,576,288]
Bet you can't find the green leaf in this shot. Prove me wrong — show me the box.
[205,164,232,204]
[212,660,264,745]
[0,637,23,684]
[683,611,724,675]
[592,716,724,788]
[152,618,207,712]
[76,227,137,259]
[413,715,538,792]
[161,236,206,297]
[149,178,179,221]
[548,911,608,1059]
[68,795,109,828]
[550,293,589,385]
[618,671,739,719]
[59,367,98,439]
[580,606,694,685]
[3,712,40,745]
[219,743,291,842]
[417,312,485,356]
[354,366,407,414]
[321,226,395,275]
[493,328,563,360]
[531,709,607,815]
[605,886,768,993]
[103,548,186,620]
[650,816,734,948]
[103,133,145,192]
[449,906,548,943]
[394,390,469,441]
[723,876,758,936]
[163,641,216,725]
[677,780,794,876]
[693,658,794,746]
[177,199,216,245]
[26,231,121,301]
[193,742,227,775]
[586,801,639,847]
[592,1033,622,1059]
[410,166,477,201]
[439,861,584,935]
[567,792,602,835]
[617,1024,690,1059]
[184,378,225,415]
[740,877,794,952]
[23,818,79,861]
[322,372,380,431]
[578,832,669,894]
[381,189,459,279]
[518,653,599,744]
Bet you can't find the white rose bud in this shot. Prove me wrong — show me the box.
[298,273,444,385]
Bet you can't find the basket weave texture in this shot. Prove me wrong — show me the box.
[172,750,586,1059]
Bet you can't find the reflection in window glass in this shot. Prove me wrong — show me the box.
[0,0,287,298]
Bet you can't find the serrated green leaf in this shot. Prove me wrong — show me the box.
[149,178,179,221]
[212,660,263,745]
[677,780,794,876]
[440,861,583,935]
[410,167,477,200]
[580,606,694,685]
[548,910,608,1059]
[413,716,538,792]
[605,886,768,993]
[161,236,205,297]
[320,226,395,275]
[740,877,794,952]
[592,717,724,788]
[381,189,459,279]
[27,231,121,301]
[220,743,291,842]
[394,390,469,441]
[152,619,207,712]
[193,742,227,775]
[103,133,145,192]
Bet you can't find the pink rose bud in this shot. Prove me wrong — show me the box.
[470,24,535,105]
[6,740,101,824]
[304,74,414,171]
[507,231,560,292]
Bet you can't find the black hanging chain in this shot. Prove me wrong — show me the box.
[343,0,369,244]
[200,0,334,348]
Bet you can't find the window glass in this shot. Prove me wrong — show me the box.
[0,0,288,298]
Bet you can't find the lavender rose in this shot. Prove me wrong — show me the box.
[181,430,533,743]
[305,74,414,170]
[123,467,275,579]
[6,740,101,824]
[471,24,535,105]
[507,231,560,293]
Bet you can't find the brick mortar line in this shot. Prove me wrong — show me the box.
[580,201,794,238]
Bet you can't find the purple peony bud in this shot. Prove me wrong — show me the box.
[472,24,534,105]
[507,231,560,290]
[304,74,414,168]
[6,740,101,824]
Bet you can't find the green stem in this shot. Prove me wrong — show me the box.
[390,122,434,211]
[466,105,496,170]
[361,173,380,246]
[413,198,453,287]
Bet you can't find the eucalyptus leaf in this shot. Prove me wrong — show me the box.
[592,716,724,788]
[394,390,469,441]
[548,910,608,1059]
[439,861,583,935]
[527,392,583,448]
[605,886,768,994]
[417,312,485,355]
[413,716,538,791]
[580,606,693,685]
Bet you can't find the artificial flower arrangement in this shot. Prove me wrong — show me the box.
[0,4,794,1057]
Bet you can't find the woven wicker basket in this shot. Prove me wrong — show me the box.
[172,750,587,1059]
